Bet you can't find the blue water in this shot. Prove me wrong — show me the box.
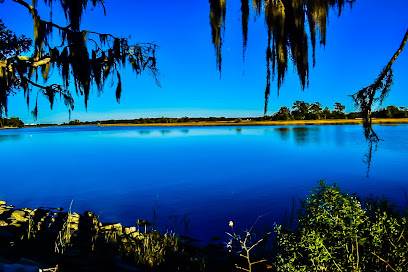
[0,124,407,242]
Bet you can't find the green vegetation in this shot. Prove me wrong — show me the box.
[275,181,408,272]
[59,102,408,126]
[0,116,24,128]
[209,1,408,117]
[0,2,158,120]
[372,106,408,118]
[1,182,407,271]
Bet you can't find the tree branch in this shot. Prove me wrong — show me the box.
[371,252,397,272]
[0,56,51,68]
[383,29,408,73]
[11,0,37,16]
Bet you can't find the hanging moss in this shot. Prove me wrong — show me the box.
[209,0,355,112]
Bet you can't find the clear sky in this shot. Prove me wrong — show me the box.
[1,0,407,124]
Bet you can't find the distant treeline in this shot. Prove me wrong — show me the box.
[62,102,408,126]
[262,102,408,121]
[0,117,24,128]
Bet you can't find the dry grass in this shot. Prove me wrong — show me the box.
[99,118,408,127]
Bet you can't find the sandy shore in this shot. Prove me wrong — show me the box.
[3,118,408,129]
[0,126,20,129]
[99,118,408,127]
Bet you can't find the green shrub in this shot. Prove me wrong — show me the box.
[1,116,24,127]
[275,181,408,272]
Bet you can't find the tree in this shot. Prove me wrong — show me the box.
[332,102,346,119]
[273,106,291,120]
[385,105,403,118]
[277,106,290,115]
[322,107,331,119]
[333,102,345,113]
[292,101,309,120]
[209,1,407,120]
[0,0,159,120]
[0,18,32,116]
[309,102,322,115]
[0,116,24,127]
[275,181,408,272]
[309,102,323,120]
[209,0,357,113]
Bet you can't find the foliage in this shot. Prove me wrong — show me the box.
[0,19,32,60]
[292,101,310,120]
[309,102,322,115]
[275,181,408,272]
[274,106,292,120]
[334,102,346,113]
[209,0,356,113]
[0,116,24,127]
[0,19,32,116]
[116,229,178,268]
[373,106,408,118]
[332,102,346,119]
[0,0,159,120]
[59,101,406,126]
[351,29,408,141]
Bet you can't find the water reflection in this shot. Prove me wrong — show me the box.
[236,127,242,134]
[334,126,345,147]
[293,127,309,145]
[363,125,381,177]
[275,127,290,141]
[138,130,151,135]
[161,130,171,135]
[0,134,23,143]
[180,129,189,134]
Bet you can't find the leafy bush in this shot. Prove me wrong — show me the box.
[0,116,24,127]
[275,181,408,272]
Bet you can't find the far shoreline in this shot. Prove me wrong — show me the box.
[96,118,408,127]
[3,118,408,129]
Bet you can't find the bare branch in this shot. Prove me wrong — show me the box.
[371,252,397,272]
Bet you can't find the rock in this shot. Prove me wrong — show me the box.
[10,211,27,222]
[0,207,10,214]
[124,227,136,235]
[0,201,6,206]
[8,221,22,228]
[0,220,8,226]
[101,223,122,232]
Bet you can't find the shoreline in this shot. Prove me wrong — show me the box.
[2,118,408,129]
[97,118,408,127]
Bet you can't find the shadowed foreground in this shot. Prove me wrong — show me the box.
[0,201,233,272]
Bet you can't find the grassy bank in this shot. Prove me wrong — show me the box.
[1,182,407,271]
[99,118,408,127]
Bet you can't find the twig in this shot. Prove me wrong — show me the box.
[322,243,343,272]
[355,234,359,271]
[371,252,397,272]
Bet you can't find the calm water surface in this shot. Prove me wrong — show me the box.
[1,125,407,242]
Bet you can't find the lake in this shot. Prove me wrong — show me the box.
[0,124,407,243]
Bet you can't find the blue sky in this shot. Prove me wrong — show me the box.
[1,0,407,123]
